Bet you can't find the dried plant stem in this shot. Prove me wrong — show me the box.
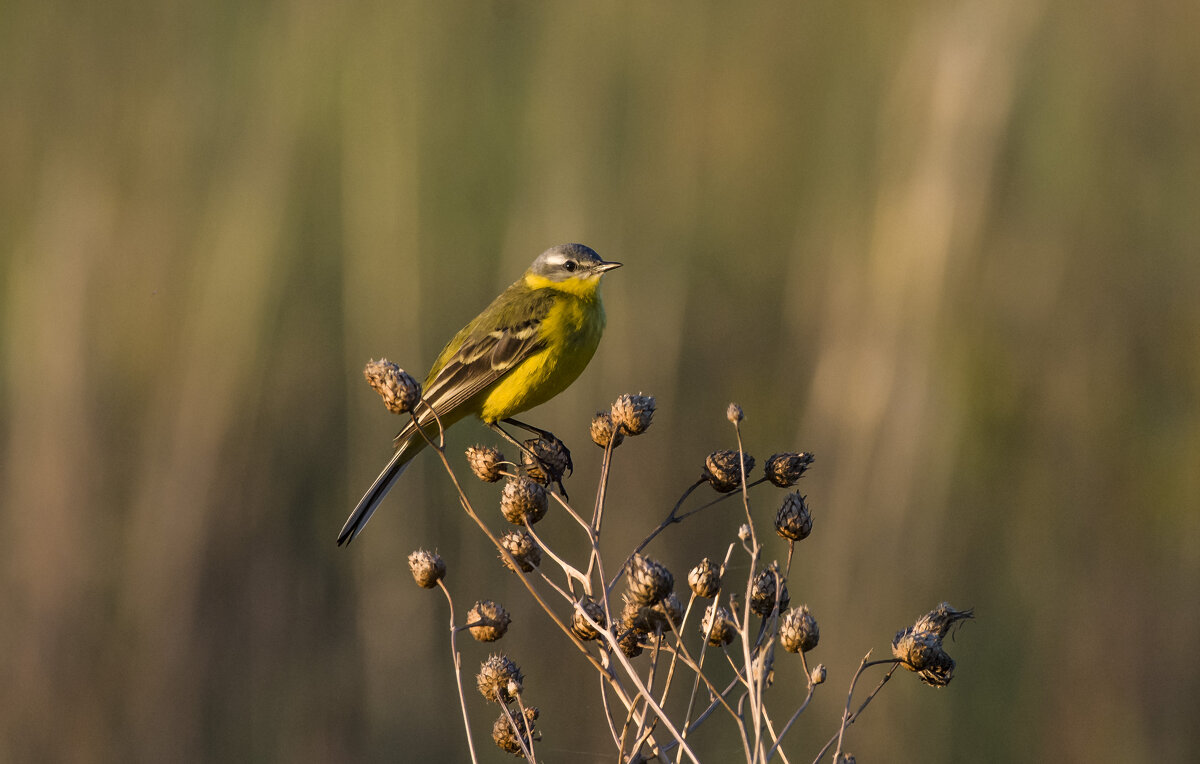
[437,579,479,764]
[764,650,812,762]
[499,700,537,762]
[815,656,901,764]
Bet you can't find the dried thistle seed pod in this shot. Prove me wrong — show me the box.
[765,452,815,487]
[570,597,606,641]
[810,663,827,685]
[500,476,548,525]
[750,567,790,617]
[477,653,523,703]
[701,605,736,647]
[589,411,625,449]
[779,605,820,653]
[492,707,540,756]
[498,530,541,572]
[521,435,571,485]
[688,558,721,598]
[467,445,506,482]
[618,628,644,658]
[625,554,674,605]
[654,592,684,630]
[726,402,744,423]
[407,549,446,589]
[892,602,973,687]
[702,450,756,492]
[363,358,421,415]
[610,393,656,435]
[621,597,656,634]
[774,492,813,541]
[467,600,512,642]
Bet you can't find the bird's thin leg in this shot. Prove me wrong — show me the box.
[503,418,574,476]
[489,421,571,500]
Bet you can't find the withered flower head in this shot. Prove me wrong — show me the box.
[499,530,541,573]
[492,707,540,757]
[521,435,572,485]
[703,450,756,492]
[653,592,684,631]
[750,566,790,617]
[589,411,625,449]
[477,653,523,703]
[625,554,674,605]
[618,628,644,658]
[621,597,656,635]
[779,605,820,653]
[688,558,721,598]
[467,445,506,482]
[500,476,548,525]
[765,452,815,487]
[701,605,736,647]
[570,597,606,641]
[891,602,974,687]
[726,402,744,424]
[407,549,446,589]
[774,492,813,541]
[364,358,421,415]
[611,394,656,436]
[810,663,827,685]
[467,600,512,642]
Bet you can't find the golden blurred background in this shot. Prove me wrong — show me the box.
[3,1,1198,761]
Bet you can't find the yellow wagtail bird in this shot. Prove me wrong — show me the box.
[338,243,621,545]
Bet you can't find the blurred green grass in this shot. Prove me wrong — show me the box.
[2,1,1198,761]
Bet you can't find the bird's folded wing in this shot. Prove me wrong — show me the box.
[396,319,546,444]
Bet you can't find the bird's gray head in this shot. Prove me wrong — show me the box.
[528,243,622,282]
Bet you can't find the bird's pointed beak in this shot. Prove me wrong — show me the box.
[596,260,623,273]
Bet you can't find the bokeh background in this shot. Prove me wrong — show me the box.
[3,0,1198,761]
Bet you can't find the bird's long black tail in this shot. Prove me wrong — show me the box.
[337,440,420,546]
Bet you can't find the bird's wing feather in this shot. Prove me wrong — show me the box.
[394,285,555,444]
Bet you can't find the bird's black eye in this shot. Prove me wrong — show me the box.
[563,260,577,272]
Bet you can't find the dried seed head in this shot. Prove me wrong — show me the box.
[498,530,541,573]
[726,402,744,424]
[621,597,656,634]
[750,567,790,617]
[835,754,856,764]
[625,554,674,605]
[467,600,512,642]
[364,359,421,415]
[779,605,820,653]
[611,394,656,436]
[737,524,752,542]
[521,436,571,485]
[774,492,813,541]
[589,411,625,449]
[477,653,523,703]
[653,592,684,630]
[492,707,540,756]
[810,664,827,685]
[892,603,973,687]
[688,558,721,598]
[701,605,736,647]
[467,445,506,482]
[407,549,446,589]
[765,452,815,487]
[500,476,548,525]
[570,597,606,641]
[618,628,644,658]
[702,450,756,492]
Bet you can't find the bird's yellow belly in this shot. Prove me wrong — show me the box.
[479,297,604,422]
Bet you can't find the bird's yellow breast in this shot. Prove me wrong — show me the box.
[478,288,606,423]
